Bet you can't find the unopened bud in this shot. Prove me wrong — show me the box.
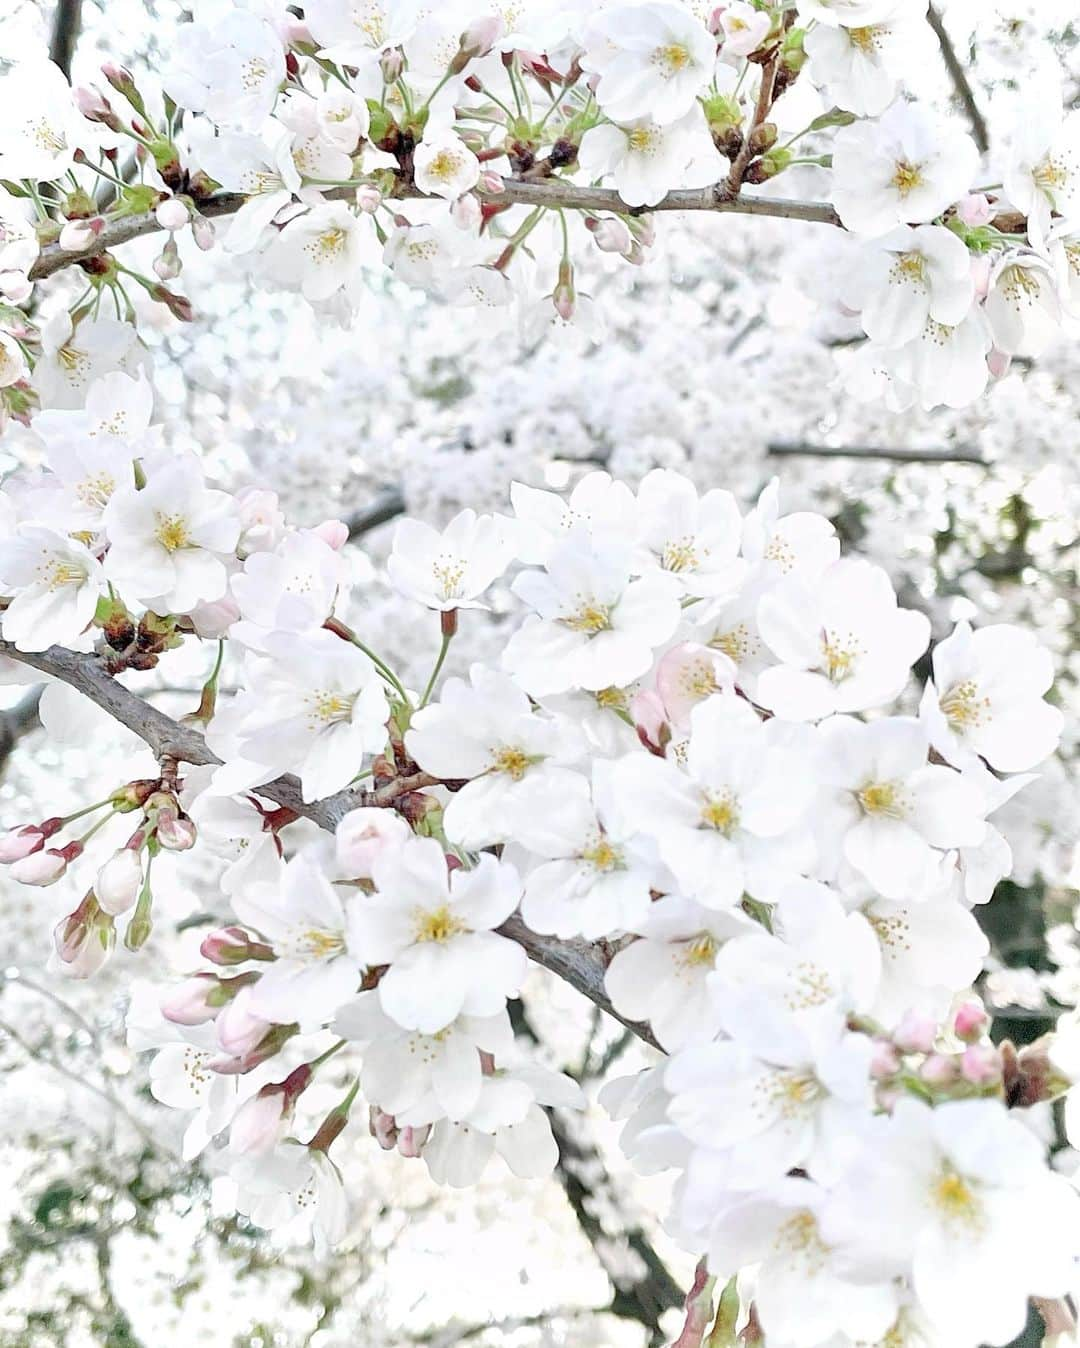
[59,217,104,251]
[960,1043,1002,1086]
[0,824,46,862]
[153,237,182,280]
[744,146,792,184]
[155,196,190,231]
[201,926,275,966]
[150,285,194,321]
[397,1123,430,1158]
[95,848,143,915]
[216,985,273,1057]
[230,1063,312,1156]
[156,810,197,851]
[954,1001,989,1044]
[12,845,72,886]
[379,47,404,83]
[191,213,215,251]
[161,973,224,1025]
[552,258,575,322]
[451,191,482,231]
[54,892,114,978]
[336,807,410,878]
[355,184,382,213]
[893,1009,937,1055]
[870,1040,901,1079]
[627,214,655,248]
[478,171,505,194]
[588,216,633,256]
[210,1021,300,1074]
[101,62,147,115]
[920,1052,958,1086]
[370,1105,398,1150]
[74,86,122,130]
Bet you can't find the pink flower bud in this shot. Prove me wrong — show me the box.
[229,1089,289,1156]
[870,1039,901,1079]
[313,519,349,550]
[283,18,313,45]
[893,1009,937,1055]
[155,197,190,231]
[191,213,215,251]
[54,894,114,978]
[589,216,633,257]
[0,824,45,862]
[379,47,404,83]
[954,1001,988,1043]
[11,847,68,886]
[156,811,197,851]
[478,171,505,194]
[961,1043,1002,1086]
[628,215,656,248]
[161,973,221,1026]
[201,926,274,966]
[216,985,272,1056]
[355,184,382,213]
[630,689,668,755]
[461,15,503,59]
[397,1124,430,1158]
[370,1105,398,1150]
[74,85,111,119]
[152,238,181,281]
[919,1052,957,1086]
[988,348,1012,379]
[451,192,482,231]
[95,848,143,916]
[335,807,410,878]
[59,218,104,252]
[957,193,993,227]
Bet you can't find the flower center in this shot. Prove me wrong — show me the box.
[581,836,622,872]
[309,690,356,725]
[891,160,924,196]
[594,685,629,711]
[491,745,533,780]
[427,150,462,182]
[299,928,346,959]
[680,933,717,968]
[432,555,466,600]
[765,1069,822,1118]
[562,600,612,634]
[414,904,466,944]
[653,43,691,75]
[1034,154,1069,198]
[857,780,907,819]
[700,789,740,835]
[154,512,191,552]
[848,25,881,52]
[242,56,270,91]
[627,127,658,154]
[308,226,348,263]
[940,678,991,733]
[893,251,927,285]
[662,536,701,573]
[75,471,117,510]
[41,557,87,590]
[31,118,66,155]
[821,629,861,682]
[931,1169,982,1228]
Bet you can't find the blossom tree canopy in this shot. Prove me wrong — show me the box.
[1,1,1080,1345]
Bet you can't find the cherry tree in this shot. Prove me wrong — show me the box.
[1,1,1080,1345]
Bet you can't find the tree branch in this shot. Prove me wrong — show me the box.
[0,640,645,1048]
[926,4,990,155]
[767,442,987,465]
[28,179,841,281]
[48,0,83,80]
[0,687,43,769]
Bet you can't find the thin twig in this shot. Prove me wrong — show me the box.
[926,4,990,154]
[767,442,987,466]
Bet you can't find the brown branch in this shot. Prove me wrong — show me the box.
[0,640,643,1047]
[927,4,990,155]
[28,178,841,281]
[48,0,83,79]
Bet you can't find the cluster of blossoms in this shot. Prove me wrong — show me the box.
[1,0,1080,422]
[0,352,1077,1339]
